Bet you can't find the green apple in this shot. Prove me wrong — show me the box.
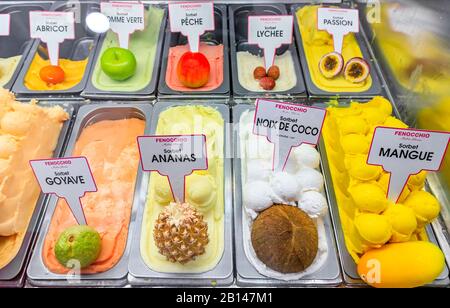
[100,47,137,81]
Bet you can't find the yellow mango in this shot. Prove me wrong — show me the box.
[357,241,445,288]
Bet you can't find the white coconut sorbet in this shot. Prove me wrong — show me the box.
[239,110,329,281]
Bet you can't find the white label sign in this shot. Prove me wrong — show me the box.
[30,11,75,66]
[30,157,97,225]
[248,15,293,69]
[367,127,450,203]
[0,14,10,36]
[253,99,327,171]
[168,2,214,53]
[138,135,208,202]
[101,1,145,49]
[317,7,359,53]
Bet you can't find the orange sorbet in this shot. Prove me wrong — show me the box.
[24,54,88,91]
[42,118,145,274]
[165,43,224,92]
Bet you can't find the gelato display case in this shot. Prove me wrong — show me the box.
[0,0,449,289]
[0,1,53,91]
[12,1,100,98]
[83,4,167,100]
[27,103,153,287]
[157,4,230,99]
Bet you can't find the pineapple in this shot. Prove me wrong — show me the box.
[154,202,209,264]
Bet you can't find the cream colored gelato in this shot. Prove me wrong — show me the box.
[0,56,21,87]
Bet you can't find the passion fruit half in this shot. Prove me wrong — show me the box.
[318,52,344,78]
[343,57,370,83]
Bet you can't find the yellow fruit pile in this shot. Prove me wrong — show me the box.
[323,96,444,287]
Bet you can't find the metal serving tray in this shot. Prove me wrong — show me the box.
[0,101,75,288]
[12,1,100,99]
[82,4,167,100]
[157,4,231,99]
[27,102,153,287]
[0,1,53,90]
[229,4,306,99]
[232,103,342,286]
[317,98,450,287]
[291,3,383,99]
[128,101,234,286]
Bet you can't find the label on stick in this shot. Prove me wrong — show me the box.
[168,1,214,52]
[138,135,208,203]
[30,157,97,225]
[0,14,10,36]
[317,7,359,53]
[30,11,75,66]
[248,15,293,69]
[367,127,450,203]
[253,99,326,171]
[100,1,145,49]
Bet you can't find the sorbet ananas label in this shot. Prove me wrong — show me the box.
[253,99,326,172]
[168,2,215,53]
[138,135,208,202]
[0,14,10,36]
[29,11,75,66]
[30,157,97,225]
[367,127,450,202]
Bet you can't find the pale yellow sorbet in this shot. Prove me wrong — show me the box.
[0,56,21,87]
[0,88,68,269]
[296,5,373,92]
[141,105,225,273]
[236,51,297,92]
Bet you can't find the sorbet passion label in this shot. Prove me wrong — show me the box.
[317,7,359,53]
[367,127,450,202]
[30,157,97,225]
[0,14,10,36]
[168,2,214,52]
[248,15,293,69]
[100,1,145,49]
[138,135,208,202]
[253,99,326,171]
[29,11,75,65]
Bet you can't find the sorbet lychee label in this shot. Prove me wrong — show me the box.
[253,99,326,171]
[29,11,75,65]
[138,135,208,202]
[248,15,293,69]
[30,157,97,225]
[0,14,10,36]
[100,1,145,49]
[367,127,450,202]
[168,2,214,52]
[317,7,359,53]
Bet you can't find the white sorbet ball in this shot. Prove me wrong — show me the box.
[270,172,300,203]
[246,159,271,182]
[294,144,321,169]
[243,181,273,211]
[298,191,328,218]
[296,167,324,192]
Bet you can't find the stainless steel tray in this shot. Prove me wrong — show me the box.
[0,1,53,90]
[232,103,342,286]
[318,98,450,287]
[291,3,383,99]
[0,101,75,288]
[82,4,167,100]
[128,101,234,286]
[157,4,230,99]
[27,102,154,287]
[229,4,306,99]
[12,1,101,99]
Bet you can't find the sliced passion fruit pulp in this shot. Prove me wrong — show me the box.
[318,52,344,78]
[344,57,370,83]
